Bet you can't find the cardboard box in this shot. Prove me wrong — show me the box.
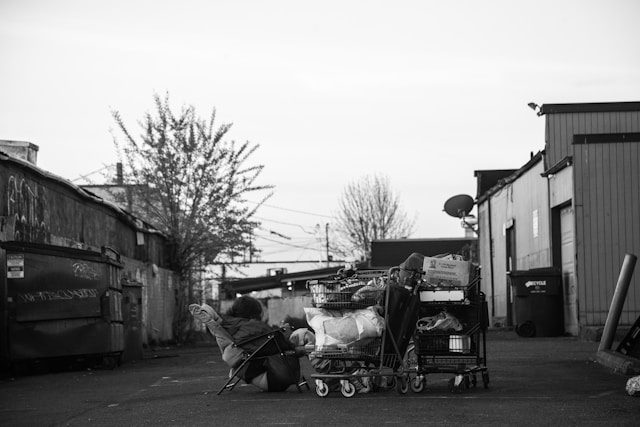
[419,289,465,302]
[422,256,471,288]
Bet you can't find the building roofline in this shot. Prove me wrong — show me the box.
[540,101,640,115]
[1,150,162,235]
[372,237,477,243]
[476,151,544,203]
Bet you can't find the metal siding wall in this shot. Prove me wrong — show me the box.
[488,188,509,320]
[511,161,551,270]
[546,114,574,167]
[572,111,640,326]
[572,145,588,325]
[549,166,573,208]
[1,163,138,256]
[626,119,640,323]
[121,257,178,344]
[477,201,494,321]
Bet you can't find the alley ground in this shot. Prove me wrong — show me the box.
[1,330,638,426]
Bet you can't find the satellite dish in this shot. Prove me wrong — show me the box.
[444,194,475,218]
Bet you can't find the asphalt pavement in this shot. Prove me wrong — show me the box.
[1,330,639,426]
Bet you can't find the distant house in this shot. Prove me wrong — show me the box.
[476,101,640,336]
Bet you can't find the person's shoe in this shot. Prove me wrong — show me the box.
[189,304,222,324]
[352,369,371,394]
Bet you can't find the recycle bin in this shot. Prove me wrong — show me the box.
[508,267,564,337]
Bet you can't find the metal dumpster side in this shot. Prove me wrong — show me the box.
[1,242,125,367]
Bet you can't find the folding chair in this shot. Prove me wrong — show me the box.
[217,327,309,395]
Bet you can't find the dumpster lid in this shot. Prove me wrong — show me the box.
[508,267,562,277]
[0,241,123,267]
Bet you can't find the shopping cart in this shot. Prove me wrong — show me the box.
[306,268,420,398]
[406,267,489,394]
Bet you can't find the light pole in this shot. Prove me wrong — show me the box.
[325,223,330,267]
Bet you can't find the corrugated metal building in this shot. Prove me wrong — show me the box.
[477,101,640,336]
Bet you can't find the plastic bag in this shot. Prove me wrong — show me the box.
[626,375,640,396]
[304,306,385,347]
[416,311,463,332]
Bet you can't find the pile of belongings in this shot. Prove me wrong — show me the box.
[307,270,387,307]
[416,310,463,333]
[304,306,385,348]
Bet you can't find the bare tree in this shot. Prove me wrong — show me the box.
[336,174,415,261]
[111,93,272,341]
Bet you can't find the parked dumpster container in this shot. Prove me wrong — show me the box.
[508,267,564,337]
[1,241,124,368]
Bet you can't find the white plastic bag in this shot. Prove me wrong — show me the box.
[626,375,640,396]
[416,311,463,332]
[304,306,385,347]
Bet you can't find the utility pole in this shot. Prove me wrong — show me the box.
[325,223,330,267]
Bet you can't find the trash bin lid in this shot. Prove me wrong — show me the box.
[508,267,561,277]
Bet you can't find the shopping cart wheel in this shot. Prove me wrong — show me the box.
[315,380,330,397]
[397,376,409,394]
[410,375,425,393]
[482,371,490,389]
[381,375,397,390]
[341,381,356,398]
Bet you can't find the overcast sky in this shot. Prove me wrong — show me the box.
[2,0,640,277]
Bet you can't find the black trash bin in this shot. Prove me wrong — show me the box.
[508,267,564,337]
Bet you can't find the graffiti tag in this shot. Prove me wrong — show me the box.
[72,262,99,280]
[7,175,48,242]
[18,288,99,303]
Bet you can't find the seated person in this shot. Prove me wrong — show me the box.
[190,296,313,392]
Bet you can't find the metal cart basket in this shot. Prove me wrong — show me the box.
[406,267,490,394]
[306,269,420,398]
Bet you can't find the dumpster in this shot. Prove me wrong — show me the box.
[1,241,124,368]
[508,267,564,337]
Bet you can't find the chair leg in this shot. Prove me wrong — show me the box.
[217,373,240,395]
[218,360,251,395]
[217,337,275,395]
[297,375,310,392]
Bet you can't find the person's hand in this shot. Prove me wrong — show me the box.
[189,304,221,324]
[280,322,293,340]
[289,328,315,347]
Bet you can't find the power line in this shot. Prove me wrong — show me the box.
[253,233,323,251]
[72,164,116,183]
[248,201,334,219]
[253,216,318,234]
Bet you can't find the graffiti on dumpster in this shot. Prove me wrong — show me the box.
[17,288,99,303]
[72,262,99,280]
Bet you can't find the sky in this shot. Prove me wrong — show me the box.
[2,0,640,279]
